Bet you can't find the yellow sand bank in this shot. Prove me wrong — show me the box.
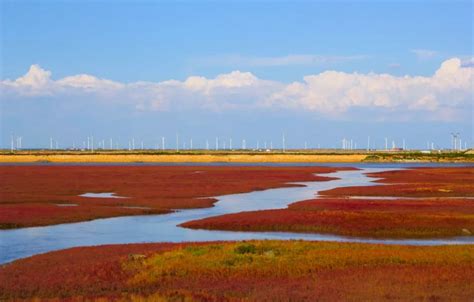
[0,153,367,163]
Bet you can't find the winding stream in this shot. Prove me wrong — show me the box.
[1,167,473,264]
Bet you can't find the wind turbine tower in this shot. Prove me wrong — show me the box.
[282,133,286,152]
[176,134,179,152]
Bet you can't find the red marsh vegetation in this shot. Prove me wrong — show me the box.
[320,166,474,197]
[182,197,474,238]
[1,241,472,301]
[0,165,348,229]
[183,167,474,238]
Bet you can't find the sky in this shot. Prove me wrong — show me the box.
[1,0,473,150]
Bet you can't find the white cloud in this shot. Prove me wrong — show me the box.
[411,49,438,60]
[1,58,472,121]
[265,57,473,119]
[1,64,53,95]
[57,74,124,91]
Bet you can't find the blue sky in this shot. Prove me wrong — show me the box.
[1,0,473,150]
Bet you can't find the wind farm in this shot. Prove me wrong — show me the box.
[2,132,472,163]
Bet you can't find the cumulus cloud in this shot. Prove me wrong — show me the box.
[1,64,53,95]
[1,58,472,121]
[266,57,473,119]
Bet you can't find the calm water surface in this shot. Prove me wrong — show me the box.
[1,164,473,264]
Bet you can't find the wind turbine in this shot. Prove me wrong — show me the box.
[282,133,286,152]
[450,132,460,151]
[176,134,179,152]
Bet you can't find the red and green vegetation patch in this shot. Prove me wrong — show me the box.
[182,197,474,238]
[0,165,347,229]
[182,167,474,238]
[1,241,473,301]
[320,166,474,197]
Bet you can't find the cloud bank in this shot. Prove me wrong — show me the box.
[1,58,472,121]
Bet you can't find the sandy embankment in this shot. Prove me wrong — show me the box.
[0,153,367,163]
